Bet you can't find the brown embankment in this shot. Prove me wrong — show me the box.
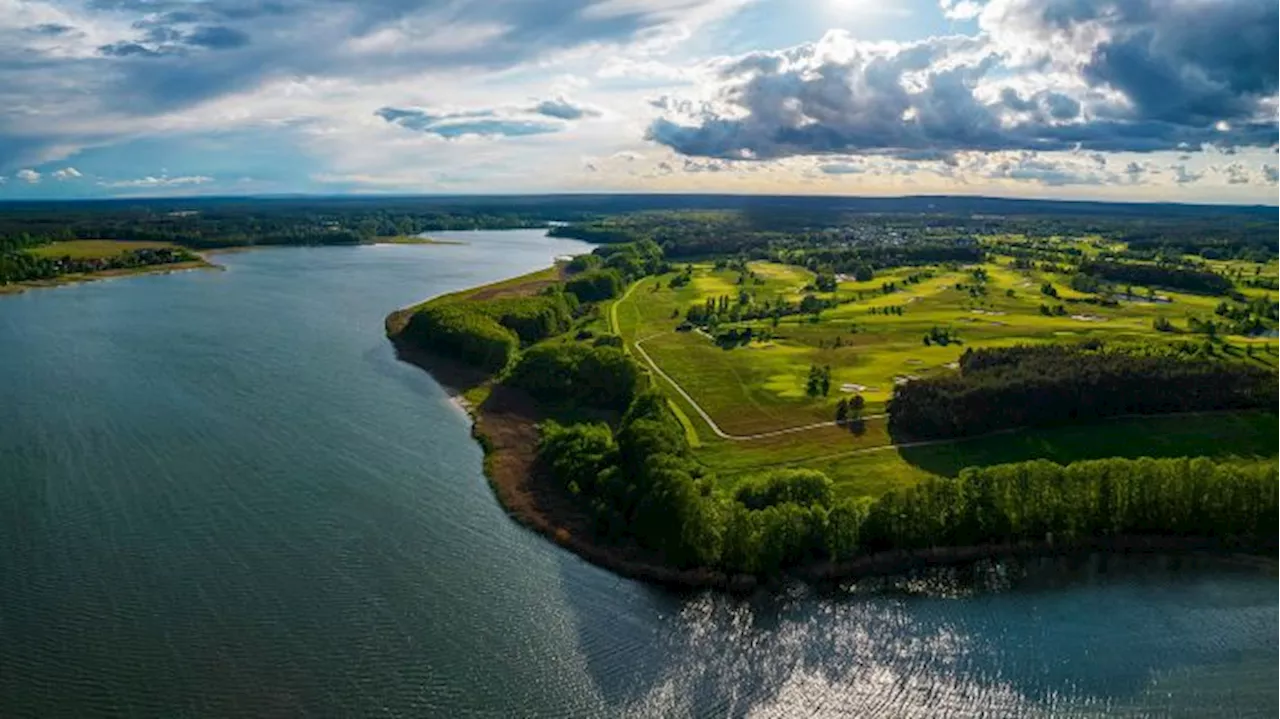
[389,334,741,589]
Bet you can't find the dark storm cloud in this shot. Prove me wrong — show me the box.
[648,0,1279,161]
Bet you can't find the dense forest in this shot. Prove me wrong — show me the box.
[888,341,1277,440]
[1077,260,1234,295]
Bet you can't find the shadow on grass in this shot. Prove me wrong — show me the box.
[895,411,1279,479]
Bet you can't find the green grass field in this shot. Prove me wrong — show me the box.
[608,240,1278,499]
[26,239,180,259]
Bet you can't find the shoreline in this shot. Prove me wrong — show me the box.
[387,323,1279,593]
[1,259,220,296]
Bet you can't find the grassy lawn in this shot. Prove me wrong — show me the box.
[27,239,180,259]
[605,245,1278,500]
[806,410,1279,499]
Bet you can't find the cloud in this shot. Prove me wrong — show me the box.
[1170,164,1204,185]
[102,175,213,188]
[939,0,983,21]
[16,169,41,183]
[532,96,601,120]
[648,1,1278,161]
[1222,163,1251,185]
[818,161,864,175]
[29,23,74,36]
[1264,165,1279,185]
[52,167,83,180]
[0,0,743,171]
[184,26,251,50]
[376,106,563,138]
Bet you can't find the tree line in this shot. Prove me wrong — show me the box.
[888,341,1277,440]
[1,246,197,285]
[860,457,1277,552]
[1077,260,1233,295]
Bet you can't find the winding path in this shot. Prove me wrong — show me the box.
[612,277,886,442]
[631,333,886,441]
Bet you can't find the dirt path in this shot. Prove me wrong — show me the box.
[614,280,889,442]
[631,332,887,441]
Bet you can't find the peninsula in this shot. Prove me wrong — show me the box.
[387,209,1279,589]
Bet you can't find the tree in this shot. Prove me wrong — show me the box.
[821,365,832,396]
[835,398,849,424]
[848,394,866,418]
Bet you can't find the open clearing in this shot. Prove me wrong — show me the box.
[26,239,180,259]
[608,245,1278,499]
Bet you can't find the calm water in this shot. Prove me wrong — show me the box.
[0,230,1275,718]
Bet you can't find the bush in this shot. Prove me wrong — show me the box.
[565,268,624,303]
[507,342,642,410]
[401,304,519,373]
[734,469,834,510]
[566,254,602,272]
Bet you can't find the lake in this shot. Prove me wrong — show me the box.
[0,229,1275,717]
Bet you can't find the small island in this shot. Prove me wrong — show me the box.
[388,213,1279,590]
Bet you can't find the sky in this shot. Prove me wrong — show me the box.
[0,0,1276,203]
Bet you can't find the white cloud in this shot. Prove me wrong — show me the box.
[52,167,82,180]
[16,169,41,183]
[102,175,214,188]
[939,0,983,21]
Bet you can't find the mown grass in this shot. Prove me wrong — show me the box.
[609,247,1278,500]
[27,239,179,259]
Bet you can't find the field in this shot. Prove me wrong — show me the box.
[608,241,1279,499]
[26,239,181,258]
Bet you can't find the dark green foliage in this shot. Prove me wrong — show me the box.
[538,421,617,496]
[1079,260,1232,295]
[398,292,573,372]
[734,469,834,510]
[1,246,197,284]
[477,295,574,345]
[402,305,520,373]
[566,254,602,272]
[806,364,831,397]
[888,341,1277,440]
[1069,273,1104,294]
[565,268,624,302]
[592,333,624,348]
[860,457,1278,552]
[507,342,641,410]
[592,239,664,278]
